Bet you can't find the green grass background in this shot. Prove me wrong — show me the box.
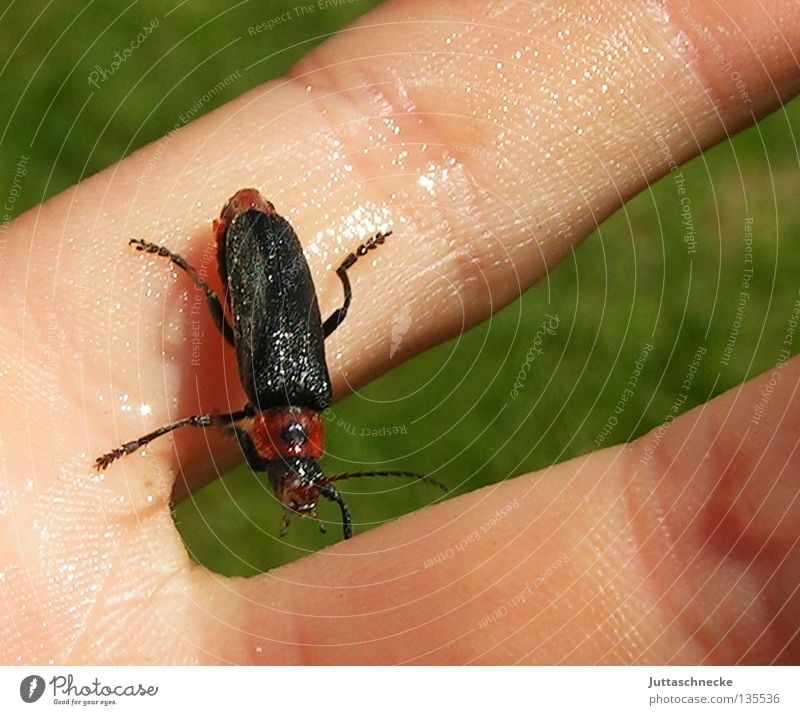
[2,1,798,573]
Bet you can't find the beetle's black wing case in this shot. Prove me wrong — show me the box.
[224,209,332,411]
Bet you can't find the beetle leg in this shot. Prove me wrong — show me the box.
[130,238,235,346]
[322,230,392,338]
[309,509,327,534]
[280,511,293,538]
[94,405,254,470]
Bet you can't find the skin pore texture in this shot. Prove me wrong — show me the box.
[1,0,799,664]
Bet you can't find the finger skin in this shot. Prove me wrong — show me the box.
[0,0,798,664]
[222,354,800,665]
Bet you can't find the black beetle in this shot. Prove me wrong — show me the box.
[95,189,445,539]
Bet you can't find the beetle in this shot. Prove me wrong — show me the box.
[95,189,445,539]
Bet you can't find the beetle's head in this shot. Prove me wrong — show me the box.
[268,457,323,515]
[267,458,353,539]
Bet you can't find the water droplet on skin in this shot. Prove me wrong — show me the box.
[418,175,435,193]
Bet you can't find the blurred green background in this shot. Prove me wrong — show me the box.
[2,1,798,573]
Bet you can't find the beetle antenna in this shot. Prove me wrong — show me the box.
[318,482,353,539]
[327,470,448,494]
